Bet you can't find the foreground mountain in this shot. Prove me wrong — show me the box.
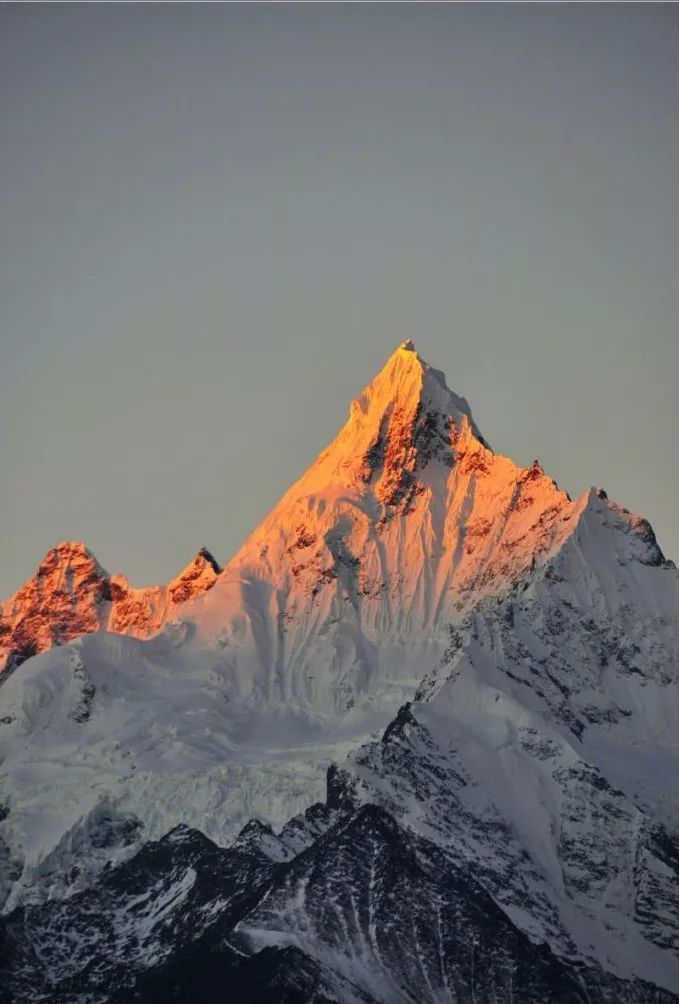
[2,787,676,1003]
[1,342,678,1001]
[0,543,221,671]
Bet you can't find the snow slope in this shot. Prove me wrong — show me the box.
[0,342,678,1001]
[0,343,588,885]
[340,495,679,991]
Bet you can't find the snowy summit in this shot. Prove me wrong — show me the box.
[1,344,678,1003]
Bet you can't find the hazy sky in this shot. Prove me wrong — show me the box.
[1,4,678,595]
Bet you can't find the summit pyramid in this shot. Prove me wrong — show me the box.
[1,344,678,1002]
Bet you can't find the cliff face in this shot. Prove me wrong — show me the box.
[0,543,221,671]
[1,343,678,1003]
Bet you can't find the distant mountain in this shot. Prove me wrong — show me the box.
[1,342,678,1002]
[0,542,221,670]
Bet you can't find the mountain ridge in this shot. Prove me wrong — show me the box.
[0,541,221,672]
[1,342,677,1002]
[2,343,664,678]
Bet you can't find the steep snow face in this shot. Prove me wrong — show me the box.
[181,343,578,716]
[0,545,220,671]
[0,340,677,998]
[0,344,575,700]
[338,495,679,992]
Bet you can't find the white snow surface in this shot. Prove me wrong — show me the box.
[1,343,678,993]
[344,494,679,991]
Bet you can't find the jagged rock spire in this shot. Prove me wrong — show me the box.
[0,542,221,670]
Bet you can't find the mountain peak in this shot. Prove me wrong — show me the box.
[202,342,574,660]
[41,540,106,572]
[0,542,222,671]
[167,547,222,604]
[196,546,221,575]
[306,343,489,502]
[364,342,484,439]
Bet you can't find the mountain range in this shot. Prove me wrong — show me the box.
[1,341,678,1003]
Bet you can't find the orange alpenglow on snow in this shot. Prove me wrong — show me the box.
[0,343,659,687]
[171,342,605,711]
[188,339,576,631]
[0,543,221,671]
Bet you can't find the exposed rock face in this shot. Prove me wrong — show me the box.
[105,546,221,637]
[0,543,108,671]
[0,544,221,671]
[178,343,583,715]
[2,793,677,1004]
[1,342,678,1003]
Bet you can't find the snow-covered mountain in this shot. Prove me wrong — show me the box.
[1,342,678,1003]
[0,543,221,671]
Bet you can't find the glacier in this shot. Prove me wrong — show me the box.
[1,341,678,1002]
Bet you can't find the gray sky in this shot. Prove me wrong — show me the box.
[1,4,678,595]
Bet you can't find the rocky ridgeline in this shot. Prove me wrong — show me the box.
[0,543,221,671]
[1,343,678,1003]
